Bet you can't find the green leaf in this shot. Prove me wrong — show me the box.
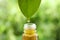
[18,0,41,18]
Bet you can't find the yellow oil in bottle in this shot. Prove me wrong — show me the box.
[22,23,38,40]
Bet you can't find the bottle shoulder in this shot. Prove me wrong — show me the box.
[22,33,38,37]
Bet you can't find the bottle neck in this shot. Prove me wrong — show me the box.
[24,29,36,35]
[24,23,36,35]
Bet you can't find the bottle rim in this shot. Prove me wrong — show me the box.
[24,23,36,30]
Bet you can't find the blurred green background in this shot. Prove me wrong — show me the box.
[0,0,60,40]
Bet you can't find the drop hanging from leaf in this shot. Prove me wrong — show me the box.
[18,0,41,22]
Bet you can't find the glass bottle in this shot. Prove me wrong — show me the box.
[22,23,38,40]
